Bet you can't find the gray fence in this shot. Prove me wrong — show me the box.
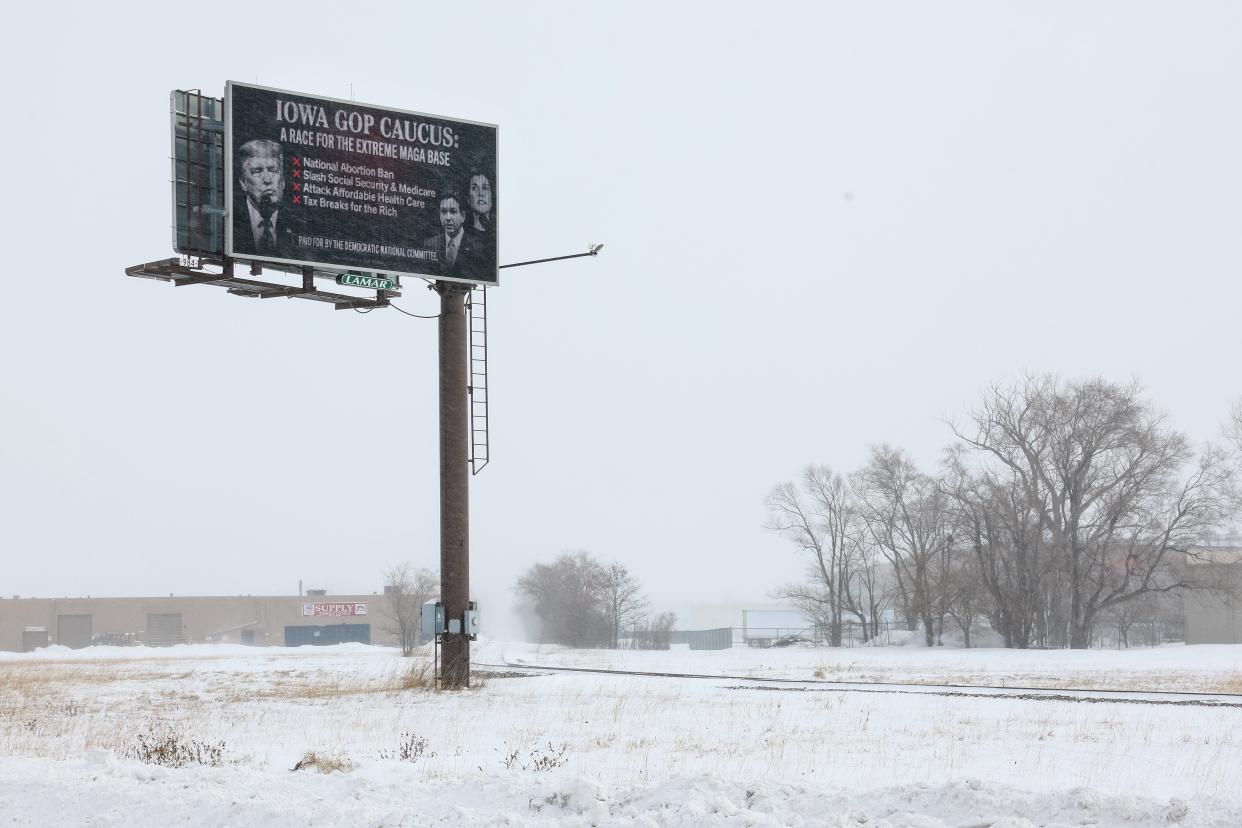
[739,622,905,648]
[657,623,903,650]
[669,628,733,650]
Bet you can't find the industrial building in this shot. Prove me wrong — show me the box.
[1180,544,1242,645]
[1184,591,1242,644]
[0,593,391,653]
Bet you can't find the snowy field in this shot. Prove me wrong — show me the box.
[1,641,1240,826]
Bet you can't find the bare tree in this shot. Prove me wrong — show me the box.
[1100,592,1156,648]
[852,445,952,646]
[843,537,891,642]
[600,562,647,649]
[952,376,1239,648]
[381,563,439,656]
[630,611,677,650]
[1230,400,1242,452]
[939,535,989,647]
[942,444,1054,648]
[515,551,614,648]
[765,466,864,646]
[773,581,836,642]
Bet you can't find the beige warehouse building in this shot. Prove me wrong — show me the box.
[0,593,393,653]
[1180,546,1242,645]
[1183,591,1242,644]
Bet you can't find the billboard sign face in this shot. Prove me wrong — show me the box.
[226,82,498,286]
[170,90,225,258]
[302,602,368,617]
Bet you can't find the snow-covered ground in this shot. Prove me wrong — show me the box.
[1,640,1240,826]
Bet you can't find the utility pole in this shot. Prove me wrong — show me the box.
[437,281,472,688]
[433,246,602,689]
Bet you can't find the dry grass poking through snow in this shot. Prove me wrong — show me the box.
[398,659,435,690]
[291,750,352,774]
[1212,673,1242,693]
[3,644,1242,802]
[207,655,440,702]
[0,651,447,763]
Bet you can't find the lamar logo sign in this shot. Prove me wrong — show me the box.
[337,273,393,290]
[302,602,368,617]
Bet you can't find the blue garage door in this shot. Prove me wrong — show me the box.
[284,624,371,646]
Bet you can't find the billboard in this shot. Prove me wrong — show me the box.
[226,82,497,286]
[170,90,225,258]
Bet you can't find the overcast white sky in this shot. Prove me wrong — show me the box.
[2,2,1240,635]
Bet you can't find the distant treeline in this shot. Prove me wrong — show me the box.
[768,375,1242,649]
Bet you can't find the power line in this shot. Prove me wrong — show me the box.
[389,302,440,319]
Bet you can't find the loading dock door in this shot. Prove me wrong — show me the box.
[147,613,184,647]
[22,629,49,652]
[57,614,93,649]
[284,624,370,647]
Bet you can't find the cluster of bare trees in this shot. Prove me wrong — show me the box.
[768,376,1241,649]
[381,563,440,656]
[515,551,667,649]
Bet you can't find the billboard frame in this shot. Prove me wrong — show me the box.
[224,80,500,288]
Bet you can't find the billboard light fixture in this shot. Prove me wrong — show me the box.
[499,244,607,271]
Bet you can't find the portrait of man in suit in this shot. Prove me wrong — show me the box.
[233,138,300,257]
[421,192,480,277]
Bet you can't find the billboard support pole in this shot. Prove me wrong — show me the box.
[437,280,471,689]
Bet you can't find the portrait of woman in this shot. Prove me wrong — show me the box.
[467,173,494,235]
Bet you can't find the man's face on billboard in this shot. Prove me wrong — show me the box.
[440,198,464,237]
[240,152,284,209]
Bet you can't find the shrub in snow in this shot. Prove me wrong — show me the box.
[377,732,434,762]
[501,741,569,771]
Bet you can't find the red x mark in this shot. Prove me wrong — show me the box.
[293,170,300,179]
[292,156,302,166]
[293,195,301,205]
[293,182,301,192]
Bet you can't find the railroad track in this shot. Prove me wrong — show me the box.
[472,659,1242,708]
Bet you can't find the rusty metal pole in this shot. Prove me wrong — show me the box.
[437,281,471,688]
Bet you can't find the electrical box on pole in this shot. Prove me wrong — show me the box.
[421,601,444,639]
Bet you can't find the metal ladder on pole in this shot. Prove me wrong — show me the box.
[467,286,490,474]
